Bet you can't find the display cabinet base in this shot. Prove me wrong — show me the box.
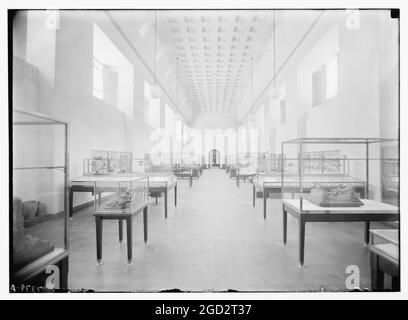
[11,248,69,291]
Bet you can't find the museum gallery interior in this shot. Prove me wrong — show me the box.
[11,9,399,292]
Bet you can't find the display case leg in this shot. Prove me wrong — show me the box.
[283,206,287,245]
[69,188,73,218]
[375,268,384,290]
[391,276,400,291]
[126,216,133,265]
[59,256,69,290]
[118,219,123,244]
[370,252,378,290]
[174,184,177,207]
[299,217,305,267]
[143,207,148,244]
[263,192,267,220]
[164,190,168,219]
[364,221,370,245]
[95,216,103,265]
[252,185,255,207]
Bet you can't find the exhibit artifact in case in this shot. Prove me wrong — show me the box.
[91,176,150,214]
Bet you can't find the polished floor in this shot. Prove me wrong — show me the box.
[51,167,394,292]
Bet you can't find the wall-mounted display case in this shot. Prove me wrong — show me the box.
[302,150,346,175]
[83,150,132,175]
[12,109,69,289]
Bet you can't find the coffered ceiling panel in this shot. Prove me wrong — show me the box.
[158,11,273,115]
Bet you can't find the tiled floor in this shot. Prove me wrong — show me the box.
[48,167,391,292]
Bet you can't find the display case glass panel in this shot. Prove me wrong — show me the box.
[381,146,399,206]
[257,153,269,174]
[280,138,399,208]
[93,176,149,214]
[131,158,176,185]
[302,150,346,175]
[172,153,195,175]
[227,154,237,167]
[144,153,173,173]
[83,150,132,175]
[147,173,177,187]
[12,109,69,278]
[237,153,259,174]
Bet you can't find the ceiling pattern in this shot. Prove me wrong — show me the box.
[158,11,273,116]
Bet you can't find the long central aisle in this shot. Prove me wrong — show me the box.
[68,168,371,292]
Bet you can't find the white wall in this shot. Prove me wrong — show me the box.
[192,112,236,131]
[240,11,398,152]
[12,11,183,212]
[254,10,398,200]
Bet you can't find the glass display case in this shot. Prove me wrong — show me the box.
[257,151,347,178]
[227,154,238,177]
[144,152,173,173]
[171,153,194,175]
[83,150,132,175]
[92,176,149,215]
[222,155,229,170]
[131,158,176,181]
[256,153,269,174]
[130,158,146,173]
[70,175,150,213]
[128,158,177,218]
[143,152,199,180]
[237,153,259,175]
[191,154,204,174]
[302,150,347,175]
[280,137,399,207]
[12,109,69,289]
[269,154,282,173]
[381,146,399,206]
[280,138,399,267]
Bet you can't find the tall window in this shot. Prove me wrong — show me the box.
[144,81,161,128]
[312,56,338,107]
[93,57,104,99]
[93,23,134,116]
[312,67,326,107]
[280,100,286,124]
[326,56,338,99]
[165,104,175,136]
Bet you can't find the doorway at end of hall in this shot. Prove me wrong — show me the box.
[208,149,221,167]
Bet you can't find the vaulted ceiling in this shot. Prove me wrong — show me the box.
[107,10,323,124]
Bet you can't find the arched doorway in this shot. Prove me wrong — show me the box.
[208,149,220,167]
